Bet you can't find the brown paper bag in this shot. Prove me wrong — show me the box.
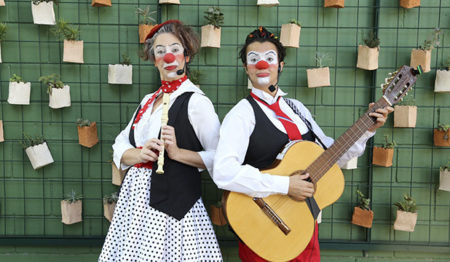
[394,105,417,128]
[410,49,431,73]
[210,205,227,226]
[393,210,417,232]
[324,0,345,8]
[307,67,330,88]
[372,147,394,167]
[104,202,116,222]
[0,120,4,142]
[91,0,111,7]
[201,25,221,48]
[351,207,373,228]
[61,200,82,225]
[400,0,420,8]
[139,24,155,44]
[280,23,301,48]
[78,122,99,148]
[112,162,126,186]
[357,45,379,70]
[63,40,84,63]
[434,129,450,147]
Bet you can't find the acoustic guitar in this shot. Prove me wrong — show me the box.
[223,65,422,261]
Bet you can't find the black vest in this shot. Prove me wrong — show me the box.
[130,92,203,220]
[243,95,315,169]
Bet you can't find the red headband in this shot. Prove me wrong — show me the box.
[144,19,183,41]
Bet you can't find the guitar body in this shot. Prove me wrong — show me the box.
[224,140,345,261]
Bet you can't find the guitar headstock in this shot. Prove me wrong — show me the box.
[381,65,422,106]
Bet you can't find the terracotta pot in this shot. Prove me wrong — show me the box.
[49,85,71,109]
[31,1,56,25]
[201,25,221,48]
[112,162,126,186]
[324,0,345,8]
[91,0,111,7]
[104,202,116,222]
[352,207,373,228]
[439,168,450,191]
[25,142,54,170]
[372,146,394,167]
[257,0,279,6]
[280,23,301,48]
[0,120,4,142]
[63,40,84,63]
[8,81,31,105]
[61,200,82,225]
[307,67,330,88]
[139,24,155,44]
[434,70,450,93]
[393,210,417,232]
[394,105,417,128]
[434,129,450,147]
[78,122,99,148]
[400,0,420,8]
[159,0,180,4]
[341,157,357,170]
[410,49,431,73]
[210,205,227,226]
[357,45,379,70]
[108,64,133,85]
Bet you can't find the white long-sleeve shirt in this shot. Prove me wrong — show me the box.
[112,79,221,175]
[213,87,374,198]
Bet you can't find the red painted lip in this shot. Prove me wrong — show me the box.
[257,73,270,77]
[165,65,177,70]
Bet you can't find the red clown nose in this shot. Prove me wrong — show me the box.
[163,53,176,63]
[256,60,269,70]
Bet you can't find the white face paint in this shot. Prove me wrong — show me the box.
[246,50,278,65]
[154,43,184,69]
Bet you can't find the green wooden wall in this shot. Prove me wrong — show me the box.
[0,0,449,258]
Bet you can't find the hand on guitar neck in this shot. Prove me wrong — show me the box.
[367,103,394,132]
[288,172,315,201]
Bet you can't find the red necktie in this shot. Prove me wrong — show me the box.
[251,92,302,141]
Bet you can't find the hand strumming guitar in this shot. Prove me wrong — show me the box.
[288,172,314,201]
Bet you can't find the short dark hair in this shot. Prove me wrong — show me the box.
[239,26,286,65]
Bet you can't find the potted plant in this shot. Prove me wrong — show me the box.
[0,23,6,63]
[210,201,227,226]
[21,134,54,169]
[61,189,83,225]
[434,123,450,147]
[136,6,156,44]
[39,74,71,109]
[439,159,450,191]
[257,0,279,6]
[393,194,418,232]
[201,6,223,48]
[394,97,417,128]
[341,157,358,169]
[91,0,111,7]
[108,54,133,85]
[400,0,420,9]
[351,190,373,228]
[373,135,396,167]
[76,118,99,148]
[410,28,442,73]
[159,0,180,4]
[434,57,450,93]
[325,0,345,8]
[51,18,83,63]
[307,52,331,88]
[357,31,380,70]
[280,19,301,48]
[189,69,201,88]
[8,74,31,105]
[31,0,56,25]
[0,120,4,143]
[103,192,118,222]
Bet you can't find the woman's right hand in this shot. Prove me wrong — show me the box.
[139,138,164,163]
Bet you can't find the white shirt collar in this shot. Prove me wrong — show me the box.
[251,87,287,105]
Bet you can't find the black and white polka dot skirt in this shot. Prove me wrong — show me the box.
[99,167,223,262]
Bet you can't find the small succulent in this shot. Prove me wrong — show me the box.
[20,134,45,149]
[394,194,417,213]
[288,18,301,27]
[419,28,442,51]
[64,189,83,204]
[315,52,330,68]
[437,123,449,141]
[440,158,449,172]
[103,192,119,204]
[51,18,80,41]
[382,135,396,149]
[189,69,202,85]
[397,97,416,106]
[0,23,7,42]
[9,74,24,83]
[204,6,224,28]
[136,6,156,25]
[356,189,371,210]
[39,74,64,95]
[76,118,92,127]
[121,54,131,65]
[363,31,380,48]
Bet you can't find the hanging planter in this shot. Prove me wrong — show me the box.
[357,31,380,70]
[410,28,442,73]
[342,157,357,170]
[103,192,118,222]
[61,190,83,225]
[51,18,83,63]
[112,162,126,186]
[0,23,6,63]
[307,52,331,88]
[22,135,54,169]
[31,0,56,25]
[439,162,450,191]
[324,0,344,8]
[373,135,396,167]
[0,0,5,6]
[393,194,418,232]
[8,74,31,105]
[257,0,279,6]
[201,7,223,48]
[159,0,180,4]
[280,19,301,48]
[210,202,227,226]
[0,120,4,143]
[434,67,450,93]
[91,0,111,7]
[434,123,450,147]
[39,74,71,109]
[108,54,133,85]
[76,118,99,148]
[351,190,373,228]
[136,6,157,44]
[400,0,420,8]
[394,98,417,128]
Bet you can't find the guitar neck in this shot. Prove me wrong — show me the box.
[306,97,390,183]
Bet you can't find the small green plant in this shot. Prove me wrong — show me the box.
[189,69,202,85]
[315,52,330,68]
[394,194,417,213]
[397,97,416,106]
[121,54,131,65]
[76,118,91,127]
[437,123,449,140]
[20,134,45,149]
[64,189,83,203]
[445,57,450,70]
[9,74,24,83]
[0,23,7,42]
[32,0,58,5]
[288,18,301,27]
[136,6,156,25]
[39,74,64,95]
[382,135,397,149]
[356,189,370,210]
[363,31,380,48]
[51,18,80,41]
[440,158,449,172]
[204,6,224,28]
[419,28,443,51]
[103,192,119,204]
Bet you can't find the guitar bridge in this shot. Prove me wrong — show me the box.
[253,198,291,235]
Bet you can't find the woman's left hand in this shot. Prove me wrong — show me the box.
[368,102,395,132]
[161,125,181,160]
